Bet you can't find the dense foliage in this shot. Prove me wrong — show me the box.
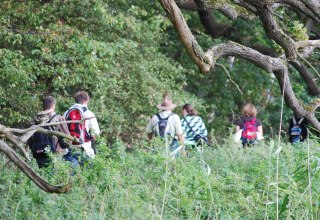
[1,139,320,219]
[1,0,320,219]
[0,0,202,142]
[1,0,312,140]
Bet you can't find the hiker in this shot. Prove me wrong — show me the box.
[64,91,100,166]
[233,103,263,146]
[28,96,70,168]
[181,103,208,148]
[146,94,184,154]
[288,115,308,143]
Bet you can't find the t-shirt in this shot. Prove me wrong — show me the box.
[181,115,207,142]
[234,116,262,129]
[146,110,183,139]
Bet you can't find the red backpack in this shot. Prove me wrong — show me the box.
[241,118,257,143]
[65,107,92,145]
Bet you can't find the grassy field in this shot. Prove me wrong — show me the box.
[1,138,320,219]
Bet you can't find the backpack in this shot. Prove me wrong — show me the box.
[156,113,173,138]
[65,106,92,145]
[241,117,257,145]
[290,117,304,143]
[29,114,58,158]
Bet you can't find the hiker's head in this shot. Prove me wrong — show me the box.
[182,103,197,116]
[75,91,89,105]
[43,96,56,111]
[242,103,257,117]
[157,96,176,111]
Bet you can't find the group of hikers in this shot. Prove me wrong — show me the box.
[28,91,100,169]
[28,91,310,169]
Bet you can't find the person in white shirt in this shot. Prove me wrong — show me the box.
[64,91,100,162]
[146,94,184,153]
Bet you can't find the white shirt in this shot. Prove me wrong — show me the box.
[64,103,100,158]
[146,110,183,139]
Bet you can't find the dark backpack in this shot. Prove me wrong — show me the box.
[241,117,257,145]
[65,107,92,144]
[29,114,57,158]
[290,117,304,143]
[156,113,173,138]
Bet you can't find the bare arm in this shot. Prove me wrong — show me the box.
[177,134,184,146]
[257,125,263,136]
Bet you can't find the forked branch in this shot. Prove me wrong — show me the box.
[159,0,320,131]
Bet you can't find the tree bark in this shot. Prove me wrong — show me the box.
[0,140,71,193]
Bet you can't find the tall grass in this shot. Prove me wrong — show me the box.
[0,138,319,219]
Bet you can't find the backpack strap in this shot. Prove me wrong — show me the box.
[184,116,197,135]
[156,113,173,121]
[156,113,162,121]
[292,117,304,125]
[46,113,59,130]
[48,113,58,122]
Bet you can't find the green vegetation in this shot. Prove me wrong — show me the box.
[1,139,320,219]
[1,0,320,219]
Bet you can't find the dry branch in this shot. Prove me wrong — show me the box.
[0,140,71,193]
[0,118,94,193]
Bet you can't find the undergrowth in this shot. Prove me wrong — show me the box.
[0,138,320,219]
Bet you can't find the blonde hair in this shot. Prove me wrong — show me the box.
[242,103,257,117]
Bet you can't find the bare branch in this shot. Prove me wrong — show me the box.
[158,0,320,132]
[0,118,94,144]
[296,40,320,48]
[175,0,255,19]
[256,4,297,60]
[0,140,72,193]
[216,63,243,95]
[276,0,320,22]
[4,132,31,161]
[159,0,211,72]
[290,60,320,96]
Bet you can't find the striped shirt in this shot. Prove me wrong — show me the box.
[181,115,207,143]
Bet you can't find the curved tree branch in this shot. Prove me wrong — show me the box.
[276,0,320,22]
[0,119,93,193]
[0,140,72,193]
[256,4,297,60]
[159,0,320,131]
[197,9,236,40]
[175,0,255,19]
[290,61,320,96]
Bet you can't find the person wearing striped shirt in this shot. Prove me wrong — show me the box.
[181,104,208,146]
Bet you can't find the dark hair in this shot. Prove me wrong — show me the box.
[182,103,198,116]
[43,96,55,110]
[75,91,89,104]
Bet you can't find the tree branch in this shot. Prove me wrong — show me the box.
[158,0,320,132]
[0,140,72,193]
[276,0,320,22]
[290,61,320,96]
[256,4,297,60]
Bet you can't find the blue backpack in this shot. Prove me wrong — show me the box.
[290,117,304,143]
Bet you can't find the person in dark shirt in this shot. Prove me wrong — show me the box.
[234,103,263,145]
